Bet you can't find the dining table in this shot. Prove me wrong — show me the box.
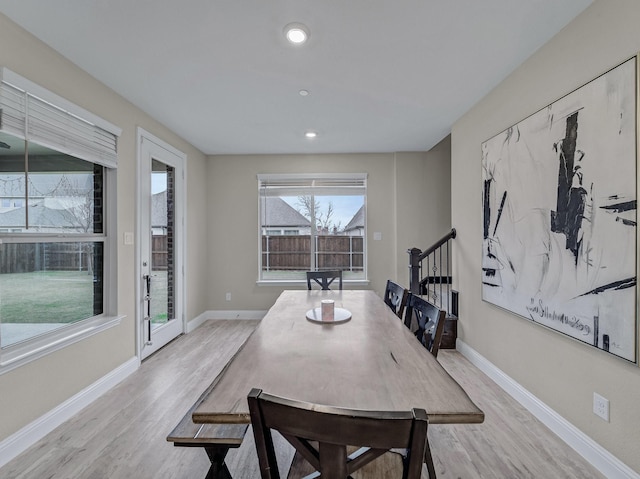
[193,289,484,426]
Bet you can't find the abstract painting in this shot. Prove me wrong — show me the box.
[482,57,637,362]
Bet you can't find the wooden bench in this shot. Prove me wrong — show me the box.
[167,380,248,479]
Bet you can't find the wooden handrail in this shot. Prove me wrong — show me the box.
[407,228,457,316]
[415,228,456,261]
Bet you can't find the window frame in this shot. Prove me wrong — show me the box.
[0,68,122,374]
[256,173,369,286]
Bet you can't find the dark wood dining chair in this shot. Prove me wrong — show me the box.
[306,270,343,290]
[384,280,409,319]
[403,293,447,359]
[247,388,428,479]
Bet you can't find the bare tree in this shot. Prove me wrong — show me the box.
[49,174,96,273]
[296,195,320,224]
[296,195,342,234]
[48,174,94,233]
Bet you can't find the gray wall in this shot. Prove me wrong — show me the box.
[0,10,452,442]
[205,150,451,311]
[451,0,640,472]
[395,137,452,283]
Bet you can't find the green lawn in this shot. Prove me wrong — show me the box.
[0,270,171,324]
[149,271,169,324]
[0,271,95,324]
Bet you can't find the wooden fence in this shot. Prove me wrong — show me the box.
[1,235,360,274]
[0,242,93,273]
[152,235,168,270]
[262,235,363,271]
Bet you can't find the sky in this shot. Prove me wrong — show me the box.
[152,173,166,194]
[282,195,363,229]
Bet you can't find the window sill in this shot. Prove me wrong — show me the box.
[256,279,370,287]
[0,314,125,375]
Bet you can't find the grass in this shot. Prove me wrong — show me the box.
[0,271,95,324]
[149,271,169,324]
[0,270,171,324]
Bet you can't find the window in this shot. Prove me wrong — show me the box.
[0,68,121,372]
[258,173,367,282]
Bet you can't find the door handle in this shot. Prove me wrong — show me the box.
[143,274,152,345]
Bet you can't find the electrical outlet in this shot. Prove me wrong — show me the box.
[225,292,231,301]
[593,392,609,422]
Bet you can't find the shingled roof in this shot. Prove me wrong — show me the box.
[260,197,310,227]
[151,190,168,227]
[0,204,81,229]
[0,174,92,197]
[344,205,364,232]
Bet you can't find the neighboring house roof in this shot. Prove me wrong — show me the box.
[344,205,364,231]
[0,174,92,197]
[260,197,310,227]
[0,204,82,229]
[152,190,168,228]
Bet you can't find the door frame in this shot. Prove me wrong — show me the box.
[136,127,186,360]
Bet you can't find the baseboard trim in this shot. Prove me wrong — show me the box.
[457,340,639,479]
[186,311,209,333]
[186,311,266,333]
[0,356,139,469]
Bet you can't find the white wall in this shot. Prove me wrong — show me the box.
[0,13,209,441]
[451,0,640,472]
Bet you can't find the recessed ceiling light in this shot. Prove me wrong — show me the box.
[284,23,310,45]
[299,89,309,96]
[305,131,317,139]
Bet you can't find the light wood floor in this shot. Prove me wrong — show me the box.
[0,320,604,479]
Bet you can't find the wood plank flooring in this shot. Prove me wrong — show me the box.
[0,320,604,479]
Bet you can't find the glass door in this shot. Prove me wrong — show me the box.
[138,130,184,360]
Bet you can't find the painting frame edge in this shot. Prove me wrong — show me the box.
[481,54,638,364]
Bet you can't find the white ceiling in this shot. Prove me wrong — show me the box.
[0,0,593,156]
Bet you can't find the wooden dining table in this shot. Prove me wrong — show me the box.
[193,290,484,427]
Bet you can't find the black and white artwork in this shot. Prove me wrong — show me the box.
[482,57,637,362]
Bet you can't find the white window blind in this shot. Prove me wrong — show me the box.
[0,67,120,168]
[258,173,367,197]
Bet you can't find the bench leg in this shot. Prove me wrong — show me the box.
[204,446,233,479]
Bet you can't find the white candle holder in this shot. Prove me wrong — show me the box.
[321,299,335,321]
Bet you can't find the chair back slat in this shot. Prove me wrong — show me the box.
[403,293,447,357]
[306,270,343,290]
[384,280,409,319]
[247,388,427,479]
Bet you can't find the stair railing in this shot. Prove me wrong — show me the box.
[408,228,457,317]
